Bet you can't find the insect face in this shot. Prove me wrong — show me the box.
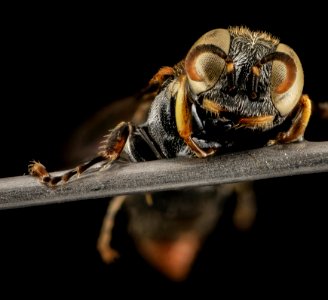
[185,27,304,130]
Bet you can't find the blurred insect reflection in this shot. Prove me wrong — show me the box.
[63,93,260,281]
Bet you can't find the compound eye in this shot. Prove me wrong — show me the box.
[270,43,304,116]
[185,29,231,95]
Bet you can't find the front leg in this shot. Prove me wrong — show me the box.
[268,94,312,145]
[29,121,133,186]
[175,75,217,158]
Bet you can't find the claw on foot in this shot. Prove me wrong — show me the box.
[28,161,51,183]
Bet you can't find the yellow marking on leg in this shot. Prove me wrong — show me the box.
[175,76,216,157]
[238,115,274,128]
[268,94,312,145]
[202,98,226,115]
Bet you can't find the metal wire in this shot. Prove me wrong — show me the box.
[0,141,327,210]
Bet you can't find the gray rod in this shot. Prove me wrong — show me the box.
[0,141,327,210]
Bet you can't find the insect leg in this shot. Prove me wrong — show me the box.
[29,121,133,186]
[97,195,126,263]
[148,66,175,87]
[268,94,312,145]
[232,182,257,231]
[175,75,217,157]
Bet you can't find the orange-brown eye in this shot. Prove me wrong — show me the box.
[270,43,304,116]
[185,29,231,95]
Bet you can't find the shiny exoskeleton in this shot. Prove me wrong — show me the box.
[29,26,312,186]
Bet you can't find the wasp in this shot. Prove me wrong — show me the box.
[28,26,314,281]
[29,26,312,186]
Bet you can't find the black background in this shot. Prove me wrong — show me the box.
[1,3,327,297]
